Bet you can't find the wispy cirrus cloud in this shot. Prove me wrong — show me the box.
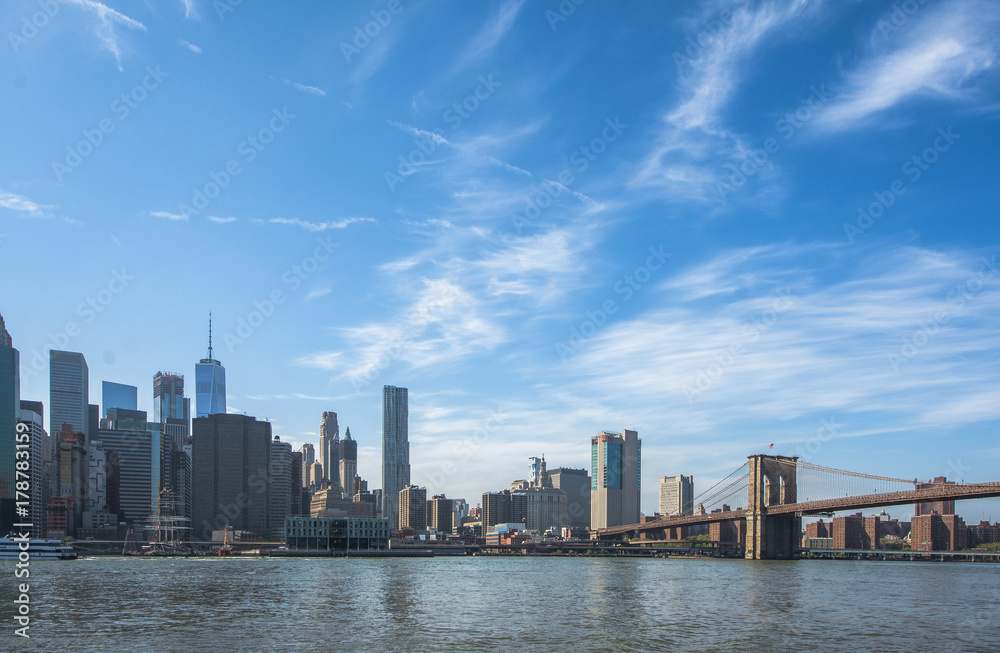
[285,80,326,97]
[269,217,376,231]
[206,215,236,224]
[818,1,999,131]
[180,0,196,19]
[66,0,147,70]
[180,39,201,54]
[305,288,331,301]
[633,0,823,202]
[455,0,526,66]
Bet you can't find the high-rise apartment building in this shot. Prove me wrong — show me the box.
[591,429,641,530]
[914,477,956,517]
[399,485,426,531]
[428,495,454,533]
[195,315,226,418]
[17,401,46,538]
[102,381,137,413]
[0,313,19,534]
[50,350,89,439]
[320,411,340,489]
[339,427,357,496]
[191,413,271,540]
[269,436,292,541]
[382,385,409,530]
[658,474,694,517]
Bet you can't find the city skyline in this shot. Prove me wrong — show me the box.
[2,0,999,519]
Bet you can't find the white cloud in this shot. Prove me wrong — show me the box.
[0,189,51,214]
[180,39,201,54]
[206,215,236,224]
[285,80,326,97]
[149,210,189,222]
[456,0,526,64]
[306,288,331,301]
[269,217,376,231]
[180,0,196,19]
[633,0,822,202]
[66,0,147,70]
[818,2,999,131]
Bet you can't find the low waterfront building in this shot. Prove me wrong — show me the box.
[284,516,390,551]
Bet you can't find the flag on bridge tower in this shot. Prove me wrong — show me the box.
[767,443,774,449]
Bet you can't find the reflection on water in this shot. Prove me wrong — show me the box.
[0,556,998,652]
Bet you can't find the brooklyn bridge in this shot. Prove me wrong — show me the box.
[596,454,1000,559]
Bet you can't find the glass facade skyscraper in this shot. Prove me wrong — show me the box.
[591,429,641,530]
[195,315,226,418]
[50,350,89,440]
[102,381,138,413]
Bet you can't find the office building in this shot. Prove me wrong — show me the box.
[307,461,323,488]
[269,436,292,541]
[17,402,47,538]
[195,314,226,418]
[0,314,19,534]
[300,443,315,488]
[53,426,88,537]
[548,467,591,530]
[591,429,641,530]
[399,485,427,531]
[102,381,138,413]
[428,495,454,533]
[191,413,271,540]
[290,450,303,516]
[49,350,89,439]
[339,427,357,497]
[284,516,390,551]
[659,474,694,517]
[93,411,154,527]
[320,411,340,489]
[382,385,409,529]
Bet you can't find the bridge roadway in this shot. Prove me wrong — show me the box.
[598,481,1000,538]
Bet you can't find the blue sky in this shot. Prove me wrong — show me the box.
[2,0,999,521]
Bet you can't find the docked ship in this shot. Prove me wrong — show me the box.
[0,536,78,560]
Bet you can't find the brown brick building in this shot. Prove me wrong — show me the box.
[911,514,967,551]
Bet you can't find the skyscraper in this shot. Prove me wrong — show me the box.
[339,427,357,495]
[269,436,292,541]
[548,467,591,529]
[18,401,46,538]
[319,411,340,489]
[195,314,226,418]
[153,371,191,436]
[102,381,138,413]
[0,313,20,534]
[591,429,641,530]
[49,350,89,439]
[94,411,154,526]
[191,413,271,540]
[381,385,409,530]
[300,443,315,488]
[659,474,694,517]
[153,371,192,522]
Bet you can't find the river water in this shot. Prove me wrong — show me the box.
[2,556,998,652]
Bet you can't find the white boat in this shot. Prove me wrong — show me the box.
[0,536,78,560]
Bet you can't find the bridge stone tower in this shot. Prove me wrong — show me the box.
[745,454,800,560]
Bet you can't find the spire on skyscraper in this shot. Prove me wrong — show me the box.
[344,427,352,440]
[207,311,214,361]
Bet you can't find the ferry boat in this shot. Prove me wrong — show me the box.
[0,536,78,560]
